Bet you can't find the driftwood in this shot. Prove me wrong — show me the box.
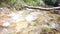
[25,5,60,11]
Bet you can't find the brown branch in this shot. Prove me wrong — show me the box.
[24,6,60,11]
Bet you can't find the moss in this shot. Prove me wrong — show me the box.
[44,27,50,32]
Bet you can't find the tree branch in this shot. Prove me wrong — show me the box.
[24,5,60,11]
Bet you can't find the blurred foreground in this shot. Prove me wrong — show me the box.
[0,8,60,34]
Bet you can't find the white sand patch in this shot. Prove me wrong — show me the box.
[2,22,10,27]
[25,12,42,22]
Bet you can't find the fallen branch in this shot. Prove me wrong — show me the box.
[24,5,60,11]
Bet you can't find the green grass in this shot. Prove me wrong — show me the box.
[0,0,45,8]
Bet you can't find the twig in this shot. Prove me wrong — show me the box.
[24,5,60,11]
